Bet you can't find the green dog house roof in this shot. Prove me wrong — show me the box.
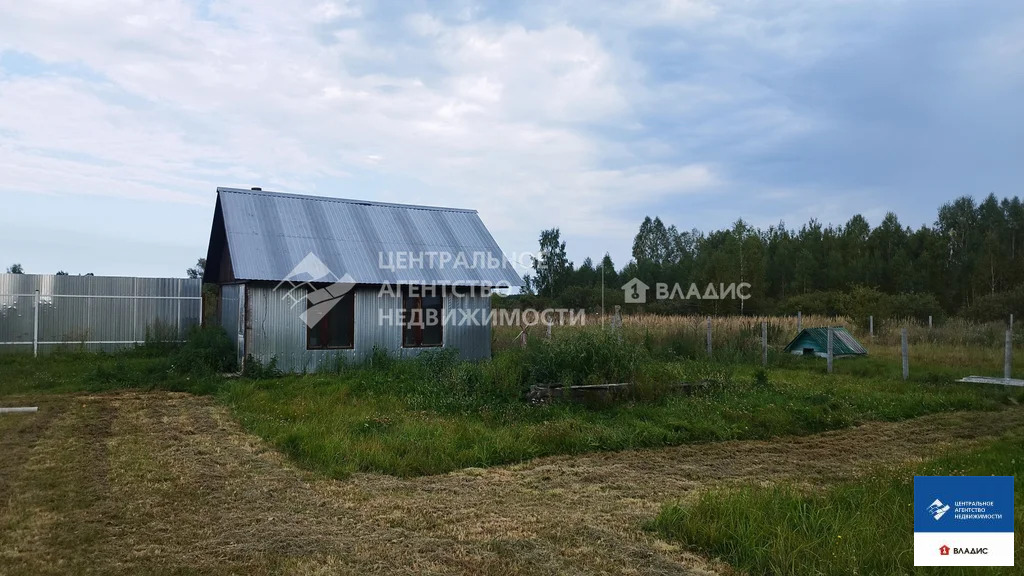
[784,327,868,357]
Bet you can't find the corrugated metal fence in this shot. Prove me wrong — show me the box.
[0,273,202,355]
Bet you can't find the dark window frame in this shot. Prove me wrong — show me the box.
[305,290,356,350]
[402,294,444,348]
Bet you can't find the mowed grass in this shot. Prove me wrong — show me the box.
[649,434,1024,576]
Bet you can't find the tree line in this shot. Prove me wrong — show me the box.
[514,194,1024,321]
[4,264,89,276]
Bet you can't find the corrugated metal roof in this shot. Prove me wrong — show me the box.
[784,326,868,356]
[212,187,523,286]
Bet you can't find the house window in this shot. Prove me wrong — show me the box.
[306,289,355,349]
[403,295,443,347]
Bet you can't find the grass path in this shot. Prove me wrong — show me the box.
[2,392,1022,575]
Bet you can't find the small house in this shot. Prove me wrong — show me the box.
[202,187,522,372]
[783,326,867,358]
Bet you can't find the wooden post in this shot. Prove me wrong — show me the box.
[761,321,768,367]
[901,328,909,381]
[545,321,552,340]
[826,327,833,374]
[1010,314,1014,330]
[869,315,874,339]
[797,311,802,332]
[1006,329,1013,380]
[33,289,40,358]
[928,315,932,330]
[706,316,712,358]
[520,329,527,349]
[613,305,622,341]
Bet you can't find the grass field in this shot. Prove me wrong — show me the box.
[3,316,1023,478]
[2,315,1022,574]
[3,335,1022,478]
[2,391,1021,575]
[220,358,1019,477]
[650,434,1024,576]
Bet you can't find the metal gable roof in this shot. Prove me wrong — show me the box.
[784,326,868,356]
[211,187,523,286]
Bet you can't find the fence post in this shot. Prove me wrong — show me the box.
[519,328,527,349]
[545,320,552,340]
[928,315,932,330]
[33,289,40,358]
[613,305,622,341]
[177,279,182,339]
[132,277,138,344]
[1006,329,1013,380]
[797,311,802,332]
[761,321,767,367]
[1011,314,1014,331]
[901,328,909,381]
[826,326,833,374]
[706,316,712,358]
[869,315,874,339]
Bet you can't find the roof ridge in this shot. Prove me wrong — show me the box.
[216,187,477,213]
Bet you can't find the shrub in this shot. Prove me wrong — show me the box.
[778,287,944,325]
[524,329,647,386]
[170,325,236,375]
[242,355,281,379]
[963,287,1024,322]
[133,319,181,357]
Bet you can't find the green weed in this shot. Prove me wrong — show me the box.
[649,435,1024,576]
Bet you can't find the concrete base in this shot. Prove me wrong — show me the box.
[956,376,1024,387]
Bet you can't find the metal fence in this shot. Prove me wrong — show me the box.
[0,273,202,355]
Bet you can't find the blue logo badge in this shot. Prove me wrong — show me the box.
[914,476,1014,533]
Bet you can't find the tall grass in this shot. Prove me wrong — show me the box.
[218,363,1019,477]
[6,313,1023,479]
[495,314,1023,375]
[0,325,235,396]
[650,434,1024,576]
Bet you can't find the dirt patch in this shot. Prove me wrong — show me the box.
[1,392,1022,575]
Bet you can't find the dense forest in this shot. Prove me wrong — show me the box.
[512,194,1024,321]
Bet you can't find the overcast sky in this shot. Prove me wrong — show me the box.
[1,0,1022,278]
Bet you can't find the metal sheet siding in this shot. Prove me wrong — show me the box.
[219,284,244,366]
[217,188,523,287]
[443,291,491,361]
[0,273,201,353]
[784,327,867,356]
[244,283,492,373]
[833,328,869,355]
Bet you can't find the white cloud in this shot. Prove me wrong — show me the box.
[3,0,1003,275]
[0,0,726,269]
